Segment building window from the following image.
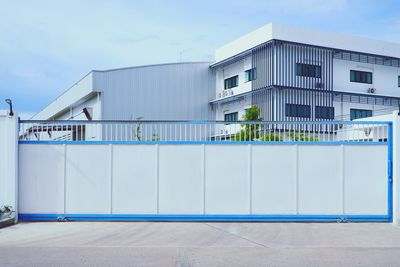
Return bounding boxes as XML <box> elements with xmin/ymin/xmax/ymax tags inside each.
<box><xmin>244</xmin><ymin>68</ymin><xmax>256</xmax><ymax>82</ymax></box>
<box><xmin>315</xmin><ymin>106</ymin><xmax>334</xmax><ymax>119</ymax></box>
<box><xmin>296</xmin><ymin>63</ymin><xmax>321</xmax><ymax>78</ymax></box>
<box><xmin>285</xmin><ymin>104</ymin><xmax>311</xmax><ymax>118</ymax></box>
<box><xmin>350</xmin><ymin>70</ymin><xmax>372</xmax><ymax>84</ymax></box>
<box><xmin>350</xmin><ymin>109</ymin><xmax>372</xmax><ymax>120</ymax></box>
<box><xmin>398</xmin><ymin>76</ymin><xmax>400</xmax><ymax>87</ymax></box>
<box><xmin>224</xmin><ymin>75</ymin><xmax>239</xmax><ymax>89</ymax></box>
<box><xmin>224</xmin><ymin>112</ymin><xmax>238</xmax><ymax>121</ymax></box>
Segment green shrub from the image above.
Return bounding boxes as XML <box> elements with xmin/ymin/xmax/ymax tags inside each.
<box><xmin>287</xmin><ymin>131</ymin><xmax>318</xmax><ymax>142</ymax></box>
<box><xmin>233</xmin><ymin>129</ymin><xmax>260</xmax><ymax>141</ymax></box>
<box><xmin>259</xmin><ymin>133</ymin><xmax>283</xmax><ymax>142</ymax></box>
<box><xmin>233</xmin><ymin>106</ymin><xmax>262</xmax><ymax>141</ymax></box>
<box><xmin>134</xmin><ymin>116</ymin><xmax>144</xmax><ymax>141</ymax></box>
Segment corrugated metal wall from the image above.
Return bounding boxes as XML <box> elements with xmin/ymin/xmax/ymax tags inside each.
<box><xmin>251</xmin><ymin>41</ymin><xmax>334</xmax><ymax>121</ymax></box>
<box><xmin>93</xmin><ymin>62</ymin><xmax>215</xmax><ymax>120</ymax></box>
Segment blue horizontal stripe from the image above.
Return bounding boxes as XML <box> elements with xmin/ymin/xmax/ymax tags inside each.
<box><xmin>18</xmin><ymin>213</ymin><xmax>390</xmax><ymax>222</ymax></box>
<box><xmin>19</xmin><ymin>141</ymin><xmax>387</xmax><ymax>145</ymax></box>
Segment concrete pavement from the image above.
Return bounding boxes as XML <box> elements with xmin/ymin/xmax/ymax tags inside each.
<box><xmin>1</xmin><ymin>222</ymin><xmax>400</xmax><ymax>266</ymax></box>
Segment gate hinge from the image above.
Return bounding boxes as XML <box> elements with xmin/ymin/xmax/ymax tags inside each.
<box><xmin>56</xmin><ymin>216</ymin><xmax>70</xmax><ymax>222</ymax></box>
<box><xmin>336</xmin><ymin>217</ymin><xmax>349</xmax><ymax>223</ymax></box>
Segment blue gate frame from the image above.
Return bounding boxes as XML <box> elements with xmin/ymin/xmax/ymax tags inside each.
<box><xmin>18</xmin><ymin>120</ymin><xmax>393</xmax><ymax>222</ymax></box>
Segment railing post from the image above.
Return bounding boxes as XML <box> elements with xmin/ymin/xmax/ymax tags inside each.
<box><xmin>0</xmin><ymin>110</ymin><xmax>18</xmax><ymax>223</ymax></box>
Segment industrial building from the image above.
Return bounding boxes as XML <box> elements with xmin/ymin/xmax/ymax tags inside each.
<box><xmin>32</xmin><ymin>23</ymin><xmax>400</xmax><ymax>125</ymax></box>
<box><xmin>5</xmin><ymin>24</ymin><xmax>400</xmax><ymax>224</ymax></box>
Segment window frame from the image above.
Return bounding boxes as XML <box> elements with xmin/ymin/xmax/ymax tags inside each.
<box><xmin>315</xmin><ymin>106</ymin><xmax>334</xmax><ymax>120</ymax></box>
<box><xmin>244</xmin><ymin>68</ymin><xmax>256</xmax><ymax>82</ymax></box>
<box><xmin>350</xmin><ymin>70</ymin><xmax>373</xmax><ymax>84</ymax></box>
<box><xmin>224</xmin><ymin>75</ymin><xmax>239</xmax><ymax>89</ymax></box>
<box><xmin>285</xmin><ymin>104</ymin><xmax>311</xmax><ymax>118</ymax></box>
<box><xmin>296</xmin><ymin>63</ymin><xmax>322</xmax><ymax>78</ymax></box>
<box><xmin>224</xmin><ymin>112</ymin><xmax>239</xmax><ymax>122</ymax></box>
<box><xmin>350</xmin><ymin>108</ymin><xmax>373</xmax><ymax>120</ymax></box>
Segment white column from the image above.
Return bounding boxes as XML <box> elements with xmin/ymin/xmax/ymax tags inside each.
<box><xmin>391</xmin><ymin>111</ymin><xmax>400</xmax><ymax>224</ymax></box>
<box><xmin>0</xmin><ymin>110</ymin><xmax>18</xmax><ymax>222</ymax></box>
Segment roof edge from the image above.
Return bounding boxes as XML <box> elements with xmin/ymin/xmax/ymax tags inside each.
<box><xmin>92</xmin><ymin>61</ymin><xmax>212</xmax><ymax>73</ymax></box>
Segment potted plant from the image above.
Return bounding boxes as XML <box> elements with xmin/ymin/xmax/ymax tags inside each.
<box><xmin>0</xmin><ymin>206</ymin><xmax>14</xmax><ymax>220</ymax></box>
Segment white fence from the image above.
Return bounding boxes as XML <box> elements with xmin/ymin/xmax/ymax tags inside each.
<box><xmin>19</xmin><ymin>120</ymin><xmax>389</xmax><ymax>143</ymax></box>
<box><xmin>19</xmin><ymin>143</ymin><xmax>388</xmax><ymax>221</ymax></box>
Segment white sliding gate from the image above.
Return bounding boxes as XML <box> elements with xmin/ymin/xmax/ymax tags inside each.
<box><xmin>18</xmin><ymin>120</ymin><xmax>392</xmax><ymax>222</ymax></box>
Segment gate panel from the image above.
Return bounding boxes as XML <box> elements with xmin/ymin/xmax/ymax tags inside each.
<box><xmin>344</xmin><ymin>145</ymin><xmax>388</xmax><ymax>214</ymax></box>
<box><xmin>205</xmin><ymin>145</ymin><xmax>249</xmax><ymax>214</ymax></box>
<box><xmin>251</xmin><ymin>145</ymin><xmax>296</xmax><ymax>214</ymax></box>
<box><xmin>18</xmin><ymin>144</ymin><xmax>64</xmax><ymax>214</ymax></box>
<box><xmin>17</xmin><ymin>120</ymin><xmax>392</xmax><ymax>222</ymax></box>
<box><xmin>159</xmin><ymin>145</ymin><xmax>203</xmax><ymax>214</ymax></box>
<box><xmin>298</xmin><ymin>145</ymin><xmax>343</xmax><ymax>214</ymax></box>
<box><xmin>65</xmin><ymin>145</ymin><xmax>110</xmax><ymax>214</ymax></box>
<box><xmin>112</xmin><ymin>145</ymin><xmax>157</xmax><ymax>214</ymax></box>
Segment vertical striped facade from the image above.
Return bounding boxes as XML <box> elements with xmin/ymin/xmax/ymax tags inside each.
<box><xmin>251</xmin><ymin>42</ymin><xmax>274</xmax><ymax>89</ymax></box>
<box><xmin>274</xmin><ymin>41</ymin><xmax>333</xmax><ymax>90</ymax></box>
<box><xmin>251</xmin><ymin>41</ymin><xmax>334</xmax><ymax>121</ymax></box>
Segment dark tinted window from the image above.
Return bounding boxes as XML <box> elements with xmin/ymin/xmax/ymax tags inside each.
<box><xmin>350</xmin><ymin>70</ymin><xmax>372</xmax><ymax>84</ymax></box>
<box><xmin>296</xmin><ymin>63</ymin><xmax>321</xmax><ymax>78</ymax></box>
<box><xmin>224</xmin><ymin>112</ymin><xmax>238</xmax><ymax>121</ymax></box>
<box><xmin>224</xmin><ymin>76</ymin><xmax>238</xmax><ymax>89</ymax></box>
<box><xmin>244</xmin><ymin>68</ymin><xmax>256</xmax><ymax>82</ymax></box>
<box><xmin>285</xmin><ymin>104</ymin><xmax>311</xmax><ymax>118</ymax></box>
<box><xmin>350</xmin><ymin>109</ymin><xmax>372</xmax><ymax>120</ymax></box>
<box><xmin>315</xmin><ymin>106</ymin><xmax>334</xmax><ymax>119</ymax></box>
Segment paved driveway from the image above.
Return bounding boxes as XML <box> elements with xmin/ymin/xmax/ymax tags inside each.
<box><xmin>1</xmin><ymin>222</ymin><xmax>400</xmax><ymax>266</ymax></box>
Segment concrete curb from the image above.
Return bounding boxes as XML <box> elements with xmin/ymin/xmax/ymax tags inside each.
<box><xmin>0</xmin><ymin>217</ymin><xmax>15</xmax><ymax>229</ymax></box>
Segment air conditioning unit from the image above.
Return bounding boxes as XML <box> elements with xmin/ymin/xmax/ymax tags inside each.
<box><xmin>222</xmin><ymin>89</ymin><xmax>234</xmax><ymax>97</ymax></box>
<box><xmin>367</xmin><ymin>88</ymin><xmax>376</xmax><ymax>94</ymax></box>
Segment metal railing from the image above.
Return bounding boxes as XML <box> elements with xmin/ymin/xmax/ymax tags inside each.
<box><xmin>18</xmin><ymin>120</ymin><xmax>390</xmax><ymax>144</ymax></box>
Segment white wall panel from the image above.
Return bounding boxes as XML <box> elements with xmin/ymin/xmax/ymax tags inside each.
<box><xmin>65</xmin><ymin>145</ymin><xmax>110</xmax><ymax>214</ymax></box>
<box><xmin>112</xmin><ymin>145</ymin><xmax>157</xmax><ymax>214</ymax></box>
<box><xmin>158</xmin><ymin>145</ymin><xmax>203</xmax><ymax>214</ymax></box>
<box><xmin>18</xmin><ymin>145</ymin><xmax>65</xmax><ymax>213</ymax></box>
<box><xmin>298</xmin><ymin>145</ymin><xmax>343</xmax><ymax>214</ymax></box>
<box><xmin>344</xmin><ymin>145</ymin><xmax>388</xmax><ymax>214</ymax></box>
<box><xmin>18</xmin><ymin>143</ymin><xmax>389</xmax><ymax>218</ymax></box>
<box><xmin>205</xmin><ymin>145</ymin><xmax>249</xmax><ymax>214</ymax></box>
<box><xmin>251</xmin><ymin>145</ymin><xmax>297</xmax><ymax>214</ymax></box>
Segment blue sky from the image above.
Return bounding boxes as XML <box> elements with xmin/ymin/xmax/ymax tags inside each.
<box><xmin>1</xmin><ymin>0</ymin><xmax>400</xmax><ymax>118</ymax></box>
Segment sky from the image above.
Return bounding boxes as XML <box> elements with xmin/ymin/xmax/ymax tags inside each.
<box><xmin>1</xmin><ymin>0</ymin><xmax>400</xmax><ymax>118</ymax></box>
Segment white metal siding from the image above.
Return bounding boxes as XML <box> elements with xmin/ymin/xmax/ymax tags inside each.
<box><xmin>93</xmin><ymin>62</ymin><xmax>215</xmax><ymax>120</ymax></box>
